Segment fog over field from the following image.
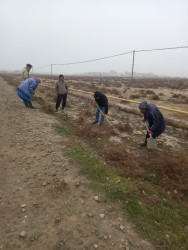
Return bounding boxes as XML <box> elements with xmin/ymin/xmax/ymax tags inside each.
<box><xmin>0</xmin><ymin>0</ymin><xmax>188</xmax><ymax>77</ymax></box>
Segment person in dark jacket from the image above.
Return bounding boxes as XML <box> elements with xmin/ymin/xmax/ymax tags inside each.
<box><xmin>92</xmin><ymin>91</ymin><xmax>108</xmax><ymax>125</ymax></box>
<box><xmin>55</xmin><ymin>74</ymin><xmax>68</xmax><ymax>112</ymax></box>
<box><xmin>139</xmin><ymin>101</ymin><xmax>165</xmax><ymax>146</ymax></box>
<box><xmin>18</xmin><ymin>77</ymin><xmax>41</xmax><ymax>109</ymax></box>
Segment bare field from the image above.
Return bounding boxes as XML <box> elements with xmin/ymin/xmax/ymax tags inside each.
<box><xmin>1</xmin><ymin>73</ymin><xmax>188</xmax><ymax>250</ymax></box>
<box><xmin>39</xmin><ymin>74</ymin><xmax>188</xmax><ymax>120</ymax></box>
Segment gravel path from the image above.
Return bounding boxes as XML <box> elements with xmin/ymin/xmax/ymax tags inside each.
<box><xmin>0</xmin><ymin>78</ymin><xmax>154</xmax><ymax>250</ymax></box>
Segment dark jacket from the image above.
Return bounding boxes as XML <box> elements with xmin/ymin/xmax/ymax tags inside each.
<box><xmin>144</xmin><ymin>104</ymin><xmax>165</xmax><ymax>136</ymax></box>
<box><xmin>94</xmin><ymin>91</ymin><xmax>108</xmax><ymax>114</ymax></box>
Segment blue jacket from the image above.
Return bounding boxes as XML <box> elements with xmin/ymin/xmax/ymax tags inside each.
<box><xmin>18</xmin><ymin>78</ymin><xmax>38</xmax><ymax>98</ymax></box>
<box><xmin>144</xmin><ymin>104</ymin><xmax>165</xmax><ymax>136</ymax></box>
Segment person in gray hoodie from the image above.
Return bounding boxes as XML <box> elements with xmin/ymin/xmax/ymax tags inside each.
<box><xmin>55</xmin><ymin>74</ymin><xmax>68</xmax><ymax>112</ymax></box>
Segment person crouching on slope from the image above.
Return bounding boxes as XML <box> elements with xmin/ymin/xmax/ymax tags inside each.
<box><xmin>92</xmin><ymin>91</ymin><xmax>108</xmax><ymax>125</ymax></box>
<box><xmin>139</xmin><ymin>101</ymin><xmax>165</xmax><ymax>147</ymax></box>
<box><xmin>18</xmin><ymin>77</ymin><xmax>41</xmax><ymax>109</ymax></box>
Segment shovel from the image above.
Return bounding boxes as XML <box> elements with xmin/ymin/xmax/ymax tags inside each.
<box><xmin>145</xmin><ymin>123</ymin><xmax>157</xmax><ymax>150</ymax></box>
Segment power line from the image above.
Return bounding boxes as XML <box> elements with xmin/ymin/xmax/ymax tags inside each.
<box><xmin>136</xmin><ymin>46</ymin><xmax>188</xmax><ymax>53</ymax></box>
<box><xmin>34</xmin><ymin>45</ymin><xmax>188</xmax><ymax>69</ymax></box>
<box><xmin>34</xmin><ymin>64</ymin><xmax>51</xmax><ymax>69</ymax></box>
<box><xmin>53</xmin><ymin>50</ymin><xmax>133</xmax><ymax>66</ymax></box>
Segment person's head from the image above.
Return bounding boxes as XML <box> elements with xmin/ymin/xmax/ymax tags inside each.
<box><xmin>59</xmin><ymin>74</ymin><xmax>64</xmax><ymax>80</ymax></box>
<box><xmin>36</xmin><ymin>77</ymin><xmax>41</xmax><ymax>84</ymax></box>
<box><xmin>94</xmin><ymin>91</ymin><xmax>101</xmax><ymax>100</ymax></box>
<box><xmin>139</xmin><ymin>101</ymin><xmax>148</xmax><ymax>114</ymax></box>
<box><xmin>26</xmin><ymin>64</ymin><xmax>32</xmax><ymax>71</ymax></box>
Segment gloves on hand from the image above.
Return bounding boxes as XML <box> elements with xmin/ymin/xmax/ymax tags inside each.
<box><xmin>149</xmin><ymin>130</ymin><xmax>152</xmax><ymax>135</ymax></box>
<box><xmin>142</xmin><ymin>118</ymin><xmax>146</xmax><ymax>123</ymax></box>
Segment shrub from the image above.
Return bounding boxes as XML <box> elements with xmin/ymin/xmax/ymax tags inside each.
<box><xmin>145</xmin><ymin>90</ymin><xmax>155</xmax><ymax>95</ymax></box>
<box><xmin>129</xmin><ymin>94</ymin><xmax>140</xmax><ymax>99</ymax></box>
<box><xmin>151</xmin><ymin>94</ymin><xmax>160</xmax><ymax>100</ymax></box>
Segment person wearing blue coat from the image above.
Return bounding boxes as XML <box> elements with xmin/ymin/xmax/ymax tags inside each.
<box><xmin>139</xmin><ymin>101</ymin><xmax>165</xmax><ymax>146</ymax></box>
<box><xmin>18</xmin><ymin>77</ymin><xmax>41</xmax><ymax>109</ymax></box>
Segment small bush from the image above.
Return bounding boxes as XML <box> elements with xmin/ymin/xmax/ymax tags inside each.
<box><xmin>84</xmin><ymin>109</ymin><xmax>93</xmax><ymax>116</ymax></box>
<box><xmin>145</xmin><ymin>90</ymin><xmax>155</xmax><ymax>95</ymax></box>
<box><xmin>172</xmin><ymin>94</ymin><xmax>181</xmax><ymax>98</ymax></box>
<box><xmin>129</xmin><ymin>94</ymin><xmax>140</xmax><ymax>99</ymax></box>
<box><xmin>151</xmin><ymin>94</ymin><xmax>160</xmax><ymax>100</ymax></box>
<box><xmin>115</xmin><ymin>119</ymin><xmax>133</xmax><ymax>132</ymax></box>
<box><xmin>46</xmin><ymin>91</ymin><xmax>57</xmax><ymax>101</ymax></box>
<box><xmin>110</xmin><ymin>88</ymin><xmax>119</xmax><ymax>95</ymax></box>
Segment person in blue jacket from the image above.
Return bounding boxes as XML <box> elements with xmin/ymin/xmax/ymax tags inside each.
<box><xmin>18</xmin><ymin>77</ymin><xmax>41</xmax><ymax>109</ymax></box>
<box><xmin>139</xmin><ymin>101</ymin><xmax>165</xmax><ymax>146</ymax></box>
<box><xmin>92</xmin><ymin>91</ymin><xmax>108</xmax><ymax>125</ymax></box>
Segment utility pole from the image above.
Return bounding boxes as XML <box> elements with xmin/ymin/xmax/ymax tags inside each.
<box><xmin>131</xmin><ymin>50</ymin><xmax>135</xmax><ymax>82</ymax></box>
<box><xmin>51</xmin><ymin>64</ymin><xmax>53</xmax><ymax>75</ymax></box>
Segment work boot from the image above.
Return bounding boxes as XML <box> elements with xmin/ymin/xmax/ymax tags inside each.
<box><xmin>29</xmin><ymin>106</ymin><xmax>36</xmax><ymax>109</ymax></box>
<box><xmin>23</xmin><ymin>100</ymin><xmax>29</xmax><ymax>108</ymax></box>
<box><xmin>92</xmin><ymin>121</ymin><xmax>98</xmax><ymax>124</ymax></box>
<box><xmin>28</xmin><ymin>102</ymin><xmax>36</xmax><ymax>109</ymax></box>
<box><xmin>140</xmin><ymin>141</ymin><xmax>147</xmax><ymax>147</ymax></box>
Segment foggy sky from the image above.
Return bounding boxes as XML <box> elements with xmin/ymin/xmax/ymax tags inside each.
<box><xmin>0</xmin><ymin>0</ymin><xmax>188</xmax><ymax>77</ymax></box>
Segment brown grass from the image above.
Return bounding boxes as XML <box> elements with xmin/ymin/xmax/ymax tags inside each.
<box><xmin>151</xmin><ymin>94</ymin><xmax>160</xmax><ymax>100</ymax></box>
<box><xmin>129</xmin><ymin>94</ymin><xmax>140</xmax><ymax>99</ymax></box>
<box><xmin>115</xmin><ymin>119</ymin><xmax>133</xmax><ymax>132</ymax></box>
<box><xmin>145</xmin><ymin>90</ymin><xmax>155</xmax><ymax>95</ymax></box>
<box><xmin>46</xmin><ymin>90</ymin><xmax>57</xmax><ymax>101</ymax></box>
<box><xmin>40</xmin><ymin>104</ymin><xmax>54</xmax><ymax>114</ymax></box>
<box><xmin>84</xmin><ymin>109</ymin><xmax>94</xmax><ymax>116</ymax></box>
<box><xmin>109</xmin><ymin>88</ymin><xmax>120</xmax><ymax>95</ymax></box>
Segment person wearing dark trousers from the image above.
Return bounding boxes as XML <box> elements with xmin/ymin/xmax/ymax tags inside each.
<box><xmin>56</xmin><ymin>93</ymin><xmax>67</xmax><ymax>111</ymax></box>
<box><xmin>139</xmin><ymin>101</ymin><xmax>165</xmax><ymax>146</ymax></box>
<box><xmin>55</xmin><ymin>74</ymin><xmax>68</xmax><ymax>112</ymax></box>
<box><xmin>92</xmin><ymin>91</ymin><xmax>108</xmax><ymax>125</ymax></box>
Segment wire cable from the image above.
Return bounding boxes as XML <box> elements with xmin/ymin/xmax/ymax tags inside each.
<box><xmin>34</xmin><ymin>46</ymin><xmax>188</xmax><ymax>68</ymax></box>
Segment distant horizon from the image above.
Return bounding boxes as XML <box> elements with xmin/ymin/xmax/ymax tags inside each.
<box><xmin>1</xmin><ymin>69</ymin><xmax>187</xmax><ymax>79</ymax></box>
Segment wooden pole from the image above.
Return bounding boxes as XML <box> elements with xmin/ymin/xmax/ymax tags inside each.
<box><xmin>51</xmin><ymin>64</ymin><xmax>53</xmax><ymax>75</ymax></box>
<box><xmin>131</xmin><ymin>50</ymin><xmax>135</xmax><ymax>81</ymax></box>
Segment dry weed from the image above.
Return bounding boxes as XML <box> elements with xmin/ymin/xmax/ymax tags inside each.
<box><xmin>46</xmin><ymin>91</ymin><xmax>57</xmax><ymax>101</ymax></box>
<box><xmin>129</xmin><ymin>94</ymin><xmax>140</xmax><ymax>99</ymax></box>
<box><xmin>151</xmin><ymin>94</ymin><xmax>160</xmax><ymax>100</ymax></box>
<box><xmin>115</xmin><ymin>119</ymin><xmax>133</xmax><ymax>132</ymax></box>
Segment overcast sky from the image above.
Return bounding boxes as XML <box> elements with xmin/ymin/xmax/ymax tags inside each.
<box><xmin>0</xmin><ymin>0</ymin><xmax>188</xmax><ymax>77</ymax></box>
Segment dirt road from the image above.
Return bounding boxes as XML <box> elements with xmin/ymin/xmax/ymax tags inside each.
<box><xmin>0</xmin><ymin>78</ymin><xmax>154</xmax><ymax>250</ymax></box>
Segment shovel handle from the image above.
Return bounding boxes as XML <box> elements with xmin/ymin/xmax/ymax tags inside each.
<box><xmin>145</xmin><ymin>122</ymin><xmax>152</xmax><ymax>137</ymax></box>
<box><xmin>96</xmin><ymin>104</ymin><xmax>113</xmax><ymax>127</ymax></box>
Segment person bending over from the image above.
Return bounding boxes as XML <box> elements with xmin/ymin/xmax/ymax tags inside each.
<box><xmin>92</xmin><ymin>91</ymin><xmax>108</xmax><ymax>125</ymax></box>
<box><xmin>18</xmin><ymin>77</ymin><xmax>41</xmax><ymax>109</ymax></box>
<box><xmin>139</xmin><ymin>101</ymin><xmax>165</xmax><ymax>146</ymax></box>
